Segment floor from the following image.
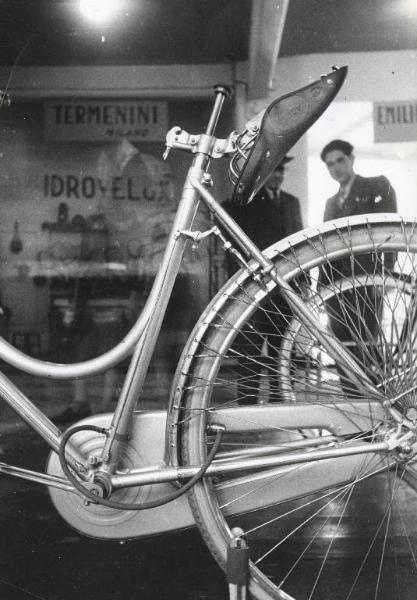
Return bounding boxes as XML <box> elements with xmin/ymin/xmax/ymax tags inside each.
<box><xmin>0</xmin><ymin>462</ymin><xmax>226</xmax><ymax>600</ymax></box>
<box><xmin>0</xmin><ymin>364</ymin><xmax>227</xmax><ymax>600</ymax></box>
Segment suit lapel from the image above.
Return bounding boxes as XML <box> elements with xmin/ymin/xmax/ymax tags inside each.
<box><xmin>343</xmin><ymin>176</ymin><xmax>363</xmax><ymax>211</ymax></box>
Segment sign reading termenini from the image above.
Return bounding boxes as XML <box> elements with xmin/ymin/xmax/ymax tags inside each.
<box><xmin>44</xmin><ymin>100</ymin><xmax>168</xmax><ymax>142</ymax></box>
<box><xmin>374</xmin><ymin>100</ymin><xmax>417</xmax><ymax>143</ymax></box>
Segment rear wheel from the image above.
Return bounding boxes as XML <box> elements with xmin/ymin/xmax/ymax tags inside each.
<box><xmin>176</xmin><ymin>216</ymin><xmax>417</xmax><ymax>600</ymax></box>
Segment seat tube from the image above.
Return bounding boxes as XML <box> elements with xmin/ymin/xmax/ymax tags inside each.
<box><xmin>101</xmin><ymin>161</ymin><xmax>206</xmax><ymax>467</ymax></box>
<box><xmin>100</xmin><ymin>85</ymin><xmax>231</xmax><ymax>470</ymax></box>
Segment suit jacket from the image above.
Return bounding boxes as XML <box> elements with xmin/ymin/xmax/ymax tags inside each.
<box><xmin>225</xmin><ymin>187</ymin><xmax>303</xmax><ymax>251</ymax></box>
<box><xmin>323</xmin><ymin>174</ymin><xmax>397</xmax><ymax>221</ymax></box>
<box><xmin>322</xmin><ymin>174</ymin><xmax>397</xmax><ymax>279</ymax></box>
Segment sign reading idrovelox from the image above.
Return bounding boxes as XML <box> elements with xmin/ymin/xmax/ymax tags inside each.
<box><xmin>373</xmin><ymin>101</ymin><xmax>417</xmax><ymax>143</ymax></box>
<box><xmin>44</xmin><ymin>100</ymin><xmax>168</xmax><ymax>142</ymax></box>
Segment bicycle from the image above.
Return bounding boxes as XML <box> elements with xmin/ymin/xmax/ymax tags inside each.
<box><xmin>1</xmin><ymin>66</ymin><xmax>417</xmax><ymax>600</ymax></box>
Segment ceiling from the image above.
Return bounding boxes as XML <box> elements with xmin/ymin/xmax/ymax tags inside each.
<box><xmin>0</xmin><ymin>0</ymin><xmax>416</xmax><ymax>67</ymax></box>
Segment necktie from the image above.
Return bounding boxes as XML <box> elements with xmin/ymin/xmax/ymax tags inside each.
<box><xmin>338</xmin><ymin>186</ymin><xmax>348</xmax><ymax>206</ymax></box>
<box><xmin>271</xmin><ymin>190</ymin><xmax>281</xmax><ymax>211</ymax></box>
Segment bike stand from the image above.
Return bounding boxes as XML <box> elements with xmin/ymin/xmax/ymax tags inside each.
<box><xmin>226</xmin><ymin>527</ymin><xmax>249</xmax><ymax>600</ymax></box>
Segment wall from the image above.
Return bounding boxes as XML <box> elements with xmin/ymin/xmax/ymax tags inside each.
<box><xmin>0</xmin><ymin>89</ymin><xmax>234</xmax><ymax>352</ymax></box>
<box><xmin>0</xmin><ymin>64</ymin><xmax>234</xmax><ymax>99</ymax></box>
<box><xmin>1</xmin><ymin>49</ymin><xmax>415</xmax><ymax>343</ymax></box>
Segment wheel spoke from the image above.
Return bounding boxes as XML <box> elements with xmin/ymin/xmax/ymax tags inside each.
<box><xmin>177</xmin><ymin>217</ymin><xmax>417</xmax><ymax>599</ymax></box>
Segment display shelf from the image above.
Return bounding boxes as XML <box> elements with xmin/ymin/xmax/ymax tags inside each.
<box><xmin>41</xmin><ymin>222</ymin><xmax>108</xmax><ymax>233</ymax></box>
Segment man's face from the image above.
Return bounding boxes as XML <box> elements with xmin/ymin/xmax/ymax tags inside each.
<box><xmin>266</xmin><ymin>165</ymin><xmax>285</xmax><ymax>191</ymax></box>
<box><xmin>323</xmin><ymin>149</ymin><xmax>354</xmax><ymax>185</ymax></box>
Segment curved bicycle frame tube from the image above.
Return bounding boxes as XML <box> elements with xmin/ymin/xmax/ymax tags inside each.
<box><xmin>0</xmin><ymin>292</ymin><xmax>150</xmax><ymax>380</ymax></box>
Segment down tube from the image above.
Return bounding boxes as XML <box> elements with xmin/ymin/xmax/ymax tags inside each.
<box><xmin>0</xmin><ymin>370</ymin><xmax>86</xmax><ymax>467</ymax></box>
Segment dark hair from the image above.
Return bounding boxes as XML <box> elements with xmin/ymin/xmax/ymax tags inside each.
<box><xmin>320</xmin><ymin>139</ymin><xmax>354</xmax><ymax>162</ymax></box>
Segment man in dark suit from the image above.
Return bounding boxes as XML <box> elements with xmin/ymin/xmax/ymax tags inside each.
<box><xmin>321</xmin><ymin>139</ymin><xmax>396</xmax><ymax>222</ymax></box>
<box><xmin>227</xmin><ymin>156</ymin><xmax>303</xmax><ymax>251</ymax></box>
<box><xmin>320</xmin><ymin>139</ymin><xmax>397</xmax><ymax>395</ymax></box>
<box><xmin>224</xmin><ymin>157</ymin><xmax>304</xmax><ymax>403</ymax></box>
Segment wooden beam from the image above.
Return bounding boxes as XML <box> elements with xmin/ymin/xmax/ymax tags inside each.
<box><xmin>0</xmin><ymin>64</ymin><xmax>233</xmax><ymax>99</ymax></box>
<box><xmin>248</xmin><ymin>0</ymin><xmax>290</xmax><ymax>100</ymax></box>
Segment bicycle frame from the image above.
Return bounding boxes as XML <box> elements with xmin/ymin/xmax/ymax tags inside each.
<box><xmin>0</xmin><ymin>77</ymin><xmax>404</xmax><ymax>524</ymax></box>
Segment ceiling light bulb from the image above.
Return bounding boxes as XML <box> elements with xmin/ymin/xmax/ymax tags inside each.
<box><xmin>79</xmin><ymin>0</ymin><xmax>119</xmax><ymax>24</ymax></box>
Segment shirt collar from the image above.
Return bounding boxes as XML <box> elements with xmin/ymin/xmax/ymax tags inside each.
<box><xmin>339</xmin><ymin>174</ymin><xmax>356</xmax><ymax>200</ymax></box>
<box><xmin>265</xmin><ymin>186</ymin><xmax>280</xmax><ymax>200</ymax></box>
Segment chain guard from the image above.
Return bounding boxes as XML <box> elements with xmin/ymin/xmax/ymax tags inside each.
<box><xmin>47</xmin><ymin>411</ymin><xmax>194</xmax><ymax>540</ymax></box>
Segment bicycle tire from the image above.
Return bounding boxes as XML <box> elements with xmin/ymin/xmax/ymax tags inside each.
<box><xmin>176</xmin><ymin>215</ymin><xmax>417</xmax><ymax>600</ymax></box>
<box><xmin>277</xmin><ymin>274</ymin><xmax>416</xmax><ymax>403</ymax></box>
